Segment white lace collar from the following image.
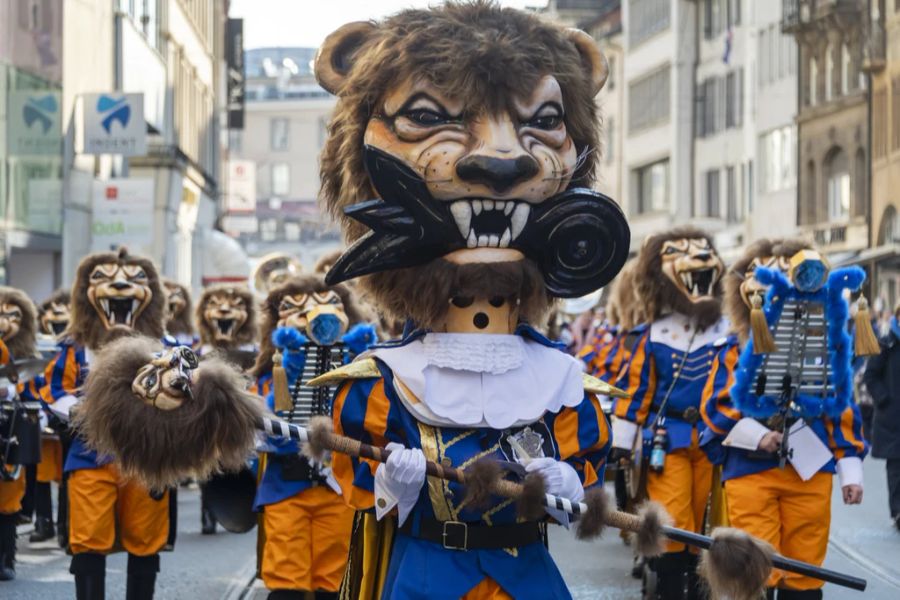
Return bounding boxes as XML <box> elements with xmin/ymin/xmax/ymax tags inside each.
<box><xmin>369</xmin><ymin>332</ymin><xmax>584</xmax><ymax>429</ymax></box>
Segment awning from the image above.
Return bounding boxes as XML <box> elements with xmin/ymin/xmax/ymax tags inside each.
<box><xmin>835</xmin><ymin>243</ymin><xmax>900</xmax><ymax>267</ymax></box>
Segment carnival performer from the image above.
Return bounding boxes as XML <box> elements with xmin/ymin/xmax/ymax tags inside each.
<box><xmin>27</xmin><ymin>288</ymin><xmax>71</xmax><ymax>545</ymax></box>
<box><xmin>162</xmin><ymin>279</ymin><xmax>198</xmax><ymax>348</ymax></box>
<box><xmin>39</xmin><ymin>248</ymin><xmax>170</xmax><ymax>600</ymax></box>
<box><xmin>252</xmin><ymin>274</ymin><xmax>376</xmax><ymax>600</ymax></box>
<box><xmin>611</xmin><ymin>227</ymin><xmax>728</xmax><ymax>599</ymax></box>
<box><xmin>700</xmin><ymin>240</ymin><xmax>869</xmax><ymax>600</ymax></box>
<box><xmin>195</xmin><ymin>283</ymin><xmax>258</xmax><ymax>534</ymax></box>
<box><xmin>310</xmin><ymin>3</ymin><xmax>630</xmax><ymax>597</ymax></box>
<box><xmin>0</xmin><ymin>286</ymin><xmax>43</xmax><ymax>581</ymax></box>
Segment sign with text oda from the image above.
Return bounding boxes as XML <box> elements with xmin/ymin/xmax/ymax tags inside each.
<box><xmin>91</xmin><ymin>179</ymin><xmax>155</xmax><ymax>256</ymax></box>
<box><xmin>79</xmin><ymin>93</ymin><xmax>147</xmax><ymax>156</ymax></box>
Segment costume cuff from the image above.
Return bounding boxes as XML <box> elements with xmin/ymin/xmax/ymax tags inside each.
<box><xmin>723</xmin><ymin>418</ymin><xmax>770</xmax><ymax>451</ymax></box>
<box><xmin>837</xmin><ymin>456</ymin><xmax>864</xmax><ymax>489</ymax></box>
<box><xmin>48</xmin><ymin>394</ymin><xmax>79</xmax><ymax>421</ymax></box>
<box><xmin>558</xmin><ymin>460</ymin><xmax>585</xmax><ymax>503</ymax></box>
<box><xmin>611</xmin><ymin>418</ymin><xmax>637</xmax><ymax>450</ymax></box>
<box><xmin>373</xmin><ymin>464</ymin><xmax>419</xmax><ymax>526</ymax></box>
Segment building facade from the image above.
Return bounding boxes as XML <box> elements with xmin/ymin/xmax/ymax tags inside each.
<box><xmin>783</xmin><ymin>0</ymin><xmax>870</xmax><ymax>260</ymax></box>
<box><xmin>224</xmin><ymin>47</ymin><xmax>340</xmax><ymax>267</ymax></box>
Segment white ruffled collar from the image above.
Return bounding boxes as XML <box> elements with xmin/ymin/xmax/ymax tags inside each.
<box><xmin>369</xmin><ymin>332</ymin><xmax>584</xmax><ymax>429</ymax></box>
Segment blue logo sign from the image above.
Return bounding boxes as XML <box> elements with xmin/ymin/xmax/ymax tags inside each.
<box><xmin>96</xmin><ymin>95</ymin><xmax>131</xmax><ymax>133</ymax></box>
<box><xmin>22</xmin><ymin>95</ymin><xmax>57</xmax><ymax>133</ymax></box>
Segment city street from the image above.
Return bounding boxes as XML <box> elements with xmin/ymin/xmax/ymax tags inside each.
<box><xmin>7</xmin><ymin>460</ymin><xmax>900</xmax><ymax>599</ymax></box>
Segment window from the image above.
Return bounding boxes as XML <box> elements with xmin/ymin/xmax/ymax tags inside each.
<box><xmin>635</xmin><ymin>159</ymin><xmax>669</xmax><ymax>214</ymax></box>
<box><xmin>228</xmin><ymin>130</ymin><xmax>242</xmax><ymax>155</ymax></box>
<box><xmin>758</xmin><ymin>126</ymin><xmax>797</xmax><ymax>193</ymax></box>
<box><xmin>629</xmin><ymin>66</ymin><xmax>670</xmax><ymax>132</ymax></box>
<box><xmin>727</xmin><ymin>0</ymin><xmax>741</xmax><ymax>27</ymax></box>
<box><xmin>704</xmin><ymin>169</ymin><xmax>721</xmax><ymax>217</ymax></box>
<box><xmin>284</xmin><ymin>222</ymin><xmax>301</xmax><ymax>242</ymax></box>
<box><xmin>825</xmin><ymin>43</ymin><xmax>834</xmax><ymax>102</ymax></box>
<box><xmin>725</xmin><ymin>69</ymin><xmax>743</xmax><ymax>128</ymax></box>
<box><xmin>726</xmin><ymin>165</ymin><xmax>739</xmax><ymax>223</ymax></box>
<box><xmin>272</xmin><ymin>163</ymin><xmax>290</xmax><ymax>196</ymax></box>
<box><xmin>270</xmin><ymin>118</ymin><xmax>289</xmax><ymax>151</ymax></box>
<box><xmin>841</xmin><ymin>44</ymin><xmax>851</xmax><ymax>95</ymax></box>
<box><xmin>260</xmin><ymin>218</ymin><xmax>278</xmax><ymax>242</ymax></box>
<box><xmin>696</xmin><ymin>77</ymin><xmax>719</xmax><ymax>138</ymax></box>
<box><xmin>825</xmin><ymin>148</ymin><xmax>850</xmax><ymax>221</ymax></box>
<box><xmin>854</xmin><ymin>149</ymin><xmax>866</xmax><ymax>217</ymax></box>
<box><xmin>629</xmin><ymin>0</ymin><xmax>670</xmax><ymax>47</ymax></box>
<box><xmin>759</xmin><ymin>29</ymin><xmax>768</xmax><ymax>85</ymax></box>
<box><xmin>605</xmin><ymin>117</ymin><xmax>615</xmax><ymax>164</ymax></box>
<box><xmin>808</xmin><ymin>56</ymin><xmax>818</xmax><ymax>106</ymax></box>
<box><xmin>874</xmin><ymin>89</ymin><xmax>888</xmax><ymax>159</ymax></box>
<box><xmin>746</xmin><ymin>160</ymin><xmax>754</xmax><ymax>213</ymax></box>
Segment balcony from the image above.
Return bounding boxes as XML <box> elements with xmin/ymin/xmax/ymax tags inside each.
<box><xmin>783</xmin><ymin>0</ymin><xmax>864</xmax><ymax>33</ymax></box>
<box><xmin>801</xmin><ymin>218</ymin><xmax>869</xmax><ymax>254</ymax></box>
<box><xmin>863</xmin><ymin>17</ymin><xmax>886</xmax><ymax>73</ymax></box>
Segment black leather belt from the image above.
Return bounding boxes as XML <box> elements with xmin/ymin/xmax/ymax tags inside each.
<box><xmin>652</xmin><ymin>405</ymin><xmax>700</xmax><ymax>425</ymax></box>
<box><xmin>398</xmin><ymin>517</ymin><xmax>543</xmax><ymax>551</ymax></box>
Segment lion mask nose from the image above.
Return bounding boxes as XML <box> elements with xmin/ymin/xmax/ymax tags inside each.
<box><xmin>456</xmin><ymin>155</ymin><xmax>539</xmax><ymax>194</ymax></box>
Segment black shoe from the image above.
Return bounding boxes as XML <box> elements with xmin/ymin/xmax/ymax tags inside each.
<box><xmin>15</xmin><ymin>512</ymin><xmax>31</xmax><ymax>526</ymax></box>
<box><xmin>126</xmin><ymin>553</ymin><xmax>159</xmax><ymax>600</ymax></box>
<box><xmin>314</xmin><ymin>592</ymin><xmax>338</xmax><ymax>600</ymax></box>
<box><xmin>267</xmin><ymin>591</ymin><xmax>306</xmax><ymax>600</ymax></box>
<box><xmin>632</xmin><ymin>554</ymin><xmax>645</xmax><ymax>579</ymax></box>
<box><xmin>201</xmin><ymin>508</ymin><xmax>217</xmax><ymax>535</ymax></box>
<box><xmin>71</xmin><ymin>553</ymin><xmax>106</xmax><ymax>600</ymax></box>
<box><xmin>29</xmin><ymin>517</ymin><xmax>56</xmax><ymax>543</ymax></box>
<box><xmin>0</xmin><ymin>514</ymin><xmax>17</xmax><ymax>581</ymax></box>
<box><xmin>652</xmin><ymin>551</ymin><xmax>690</xmax><ymax>600</ymax></box>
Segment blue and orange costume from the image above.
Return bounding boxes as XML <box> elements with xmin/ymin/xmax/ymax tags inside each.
<box><xmin>255</xmin><ymin>324</ymin><xmax>376</xmax><ymax>598</ymax></box>
<box><xmin>700</xmin><ymin>264</ymin><xmax>869</xmax><ymax>595</ymax></box>
<box><xmin>331</xmin><ymin>326</ymin><xmax>612</xmax><ymax>600</ymax></box>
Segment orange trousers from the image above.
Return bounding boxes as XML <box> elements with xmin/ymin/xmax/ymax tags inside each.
<box><xmin>725</xmin><ymin>467</ymin><xmax>832</xmax><ymax>590</ymax></box>
<box><xmin>68</xmin><ymin>463</ymin><xmax>169</xmax><ymax>556</ymax></box>
<box><xmin>646</xmin><ymin>438</ymin><xmax>713</xmax><ymax>553</ymax></box>
<box><xmin>0</xmin><ymin>468</ymin><xmax>25</xmax><ymax>515</ymax></box>
<box><xmin>36</xmin><ymin>438</ymin><xmax>63</xmax><ymax>483</ymax></box>
<box><xmin>261</xmin><ymin>485</ymin><xmax>355</xmax><ymax>592</ymax></box>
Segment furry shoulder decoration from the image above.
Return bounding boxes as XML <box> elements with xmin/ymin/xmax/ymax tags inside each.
<box><xmin>730</xmin><ymin>265</ymin><xmax>865</xmax><ymax>419</ymax></box>
<box><xmin>68</xmin><ymin>248</ymin><xmax>165</xmax><ymax>350</ymax></box>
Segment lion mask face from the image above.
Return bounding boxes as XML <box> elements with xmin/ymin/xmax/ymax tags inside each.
<box><xmin>164</xmin><ymin>282</ymin><xmax>187</xmax><ymax>321</ymax></box>
<box><xmin>659</xmin><ymin>238</ymin><xmax>724</xmax><ymax>305</ymax></box>
<box><xmin>366</xmin><ymin>75</ymin><xmax>577</xmax><ymax>251</ymax></box>
<box><xmin>202</xmin><ymin>291</ymin><xmax>249</xmax><ymax>343</ymax></box>
<box><xmin>132</xmin><ymin>346</ymin><xmax>198</xmax><ymax>410</ymax></box>
<box><xmin>40</xmin><ymin>301</ymin><xmax>70</xmax><ymax>336</ymax></box>
<box><xmin>0</xmin><ymin>302</ymin><xmax>24</xmax><ymax>342</ymax></box>
<box><xmin>277</xmin><ymin>290</ymin><xmax>349</xmax><ymax>345</ymax></box>
<box><xmin>87</xmin><ymin>263</ymin><xmax>153</xmax><ymax>331</ymax></box>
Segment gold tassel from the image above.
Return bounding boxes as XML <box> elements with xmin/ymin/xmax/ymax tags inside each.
<box><xmin>750</xmin><ymin>294</ymin><xmax>776</xmax><ymax>354</ymax></box>
<box><xmin>853</xmin><ymin>295</ymin><xmax>882</xmax><ymax>357</ymax></box>
<box><xmin>272</xmin><ymin>351</ymin><xmax>292</xmax><ymax>412</ymax></box>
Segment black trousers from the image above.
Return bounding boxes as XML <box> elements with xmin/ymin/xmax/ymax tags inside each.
<box><xmin>887</xmin><ymin>458</ymin><xmax>900</xmax><ymax>519</ymax></box>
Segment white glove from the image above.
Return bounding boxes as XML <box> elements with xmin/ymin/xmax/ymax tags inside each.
<box><xmin>524</xmin><ymin>457</ymin><xmax>584</xmax><ymax>528</ymax></box>
<box><xmin>373</xmin><ymin>442</ymin><xmax>426</xmax><ymax>526</ymax></box>
<box><xmin>524</xmin><ymin>457</ymin><xmax>585</xmax><ymax>503</ymax></box>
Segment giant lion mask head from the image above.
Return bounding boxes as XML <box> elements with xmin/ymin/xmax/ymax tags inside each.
<box><xmin>635</xmin><ymin>227</ymin><xmax>724</xmax><ymax>330</ymax></box>
<box><xmin>69</xmin><ymin>248</ymin><xmax>165</xmax><ymax>350</ymax></box>
<box><xmin>196</xmin><ymin>285</ymin><xmax>256</xmax><ymax>349</ymax></box>
<box><xmin>725</xmin><ymin>238</ymin><xmax>813</xmax><ymax>343</ymax></box>
<box><xmin>316</xmin><ymin>1</ymin><xmax>629</xmax><ymax>331</ymax></box>
<box><xmin>163</xmin><ymin>279</ymin><xmax>195</xmax><ymax>337</ymax></box>
<box><xmin>38</xmin><ymin>289</ymin><xmax>71</xmax><ymax>337</ymax></box>
<box><xmin>0</xmin><ymin>286</ymin><xmax>37</xmax><ymax>359</ymax></box>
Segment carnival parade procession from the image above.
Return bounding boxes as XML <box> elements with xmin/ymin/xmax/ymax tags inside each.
<box><xmin>3</xmin><ymin>1</ymin><xmax>900</xmax><ymax>599</ymax></box>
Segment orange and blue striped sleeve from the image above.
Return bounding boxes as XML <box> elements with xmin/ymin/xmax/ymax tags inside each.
<box><xmin>332</xmin><ymin>375</ymin><xmax>405</xmax><ymax>511</ymax></box>
<box><xmin>613</xmin><ymin>329</ymin><xmax>656</xmax><ymax>425</ymax></box>
<box><xmin>546</xmin><ymin>393</ymin><xmax>612</xmax><ymax>489</ymax></box>
<box><xmin>597</xmin><ymin>335</ymin><xmax>629</xmax><ymax>382</ymax></box>
<box><xmin>250</xmin><ymin>373</ymin><xmax>272</xmax><ymax>397</ymax></box>
<box><xmin>40</xmin><ymin>346</ymin><xmax>80</xmax><ymax>404</ymax></box>
<box><xmin>824</xmin><ymin>402</ymin><xmax>868</xmax><ymax>460</ymax></box>
<box><xmin>700</xmin><ymin>344</ymin><xmax>743</xmax><ymax>436</ymax></box>
<box><xmin>17</xmin><ymin>374</ymin><xmax>45</xmax><ymax>402</ymax></box>
<box><xmin>0</xmin><ymin>339</ymin><xmax>9</xmax><ymax>366</ymax></box>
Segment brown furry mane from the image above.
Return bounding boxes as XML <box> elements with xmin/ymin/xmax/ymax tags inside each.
<box><xmin>66</xmin><ymin>249</ymin><xmax>165</xmax><ymax>350</ymax></box>
<box><xmin>318</xmin><ymin>1</ymin><xmax>600</xmax><ymax>323</ymax></box>
<box><xmin>39</xmin><ymin>288</ymin><xmax>70</xmax><ymax>314</ymax></box>
<box><xmin>163</xmin><ymin>279</ymin><xmax>195</xmax><ymax>337</ymax></box>
<box><xmin>77</xmin><ymin>336</ymin><xmax>263</xmax><ymax>491</ymax></box>
<box><xmin>606</xmin><ymin>261</ymin><xmax>644</xmax><ymax>331</ymax></box>
<box><xmin>726</xmin><ymin>238</ymin><xmax>813</xmax><ymax>343</ymax></box>
<box><xmin>635</xmin><ymin>227</ymin><xmax>722</xmax><ymax>330</ymax></box>
<box><xmin>196</xmin><ymin>284</ymin><xmax>257</xmax><ymax>349</ymax></box>
<box><xmin>0</xmin><ymin>286</ymin><xmax>38</xmax><ymax>359</ymax></box>
<box><xmin>252</xmin><ymin>274</ymin><xmax>366</xmax><ymax>377</ymax></box>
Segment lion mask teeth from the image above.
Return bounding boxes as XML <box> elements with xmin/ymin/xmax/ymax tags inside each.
<box><xmin>450</xmin><ymin>200</ymin><xmax>530</xmax><ymax>249</ymax></box>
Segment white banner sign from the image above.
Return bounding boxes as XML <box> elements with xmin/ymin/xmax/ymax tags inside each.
<box><xmin>226</xmin><ymin>160</ymin><xmax>256</xmax><ymax>212</ymax></box>
<box><xmin>91</xmin><ymin>179</ymin><xmax>155</xmax><ymax>255</ymax></box>
<box><xmin>7</xmin><ymin>91</ymin><xmax>62</xmax><ymax>156</ymax></box>
<box><xmin>79</xmin><ymin>93</ymin><xmax>146</xmax><ymax>156</ymax></box>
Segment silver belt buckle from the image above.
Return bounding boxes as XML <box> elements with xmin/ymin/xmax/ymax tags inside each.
<box><xmin>442</xmin><ymin>520</ymin><xmax>468</xmax><ymax>551</ymax></box>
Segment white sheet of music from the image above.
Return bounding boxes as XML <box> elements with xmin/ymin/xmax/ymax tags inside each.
<box><xmin>787</xmin><ymin>420</ymin><xmax>832</xmax><ymax>481</ymax></box>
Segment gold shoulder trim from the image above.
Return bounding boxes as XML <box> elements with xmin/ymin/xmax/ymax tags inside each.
<box><xmin>583</xmin><ymin>373</ymin><xmax>629</xmax><ymax>399</ymax></box>
<box><xmin>307</xmin><ymin>357</ymin><xmax>381</xmax><ymax>387</ymax></box>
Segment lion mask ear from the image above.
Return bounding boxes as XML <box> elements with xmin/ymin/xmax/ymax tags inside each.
<box><xmin>315</xmin><ymin>21</ymin><xmax>377</xmax><ymax>95</ymax></box>
<box><xmin>566</xmin><ymin>29</ymin><xmax>609</xmax><ymax>96</ymax></box>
